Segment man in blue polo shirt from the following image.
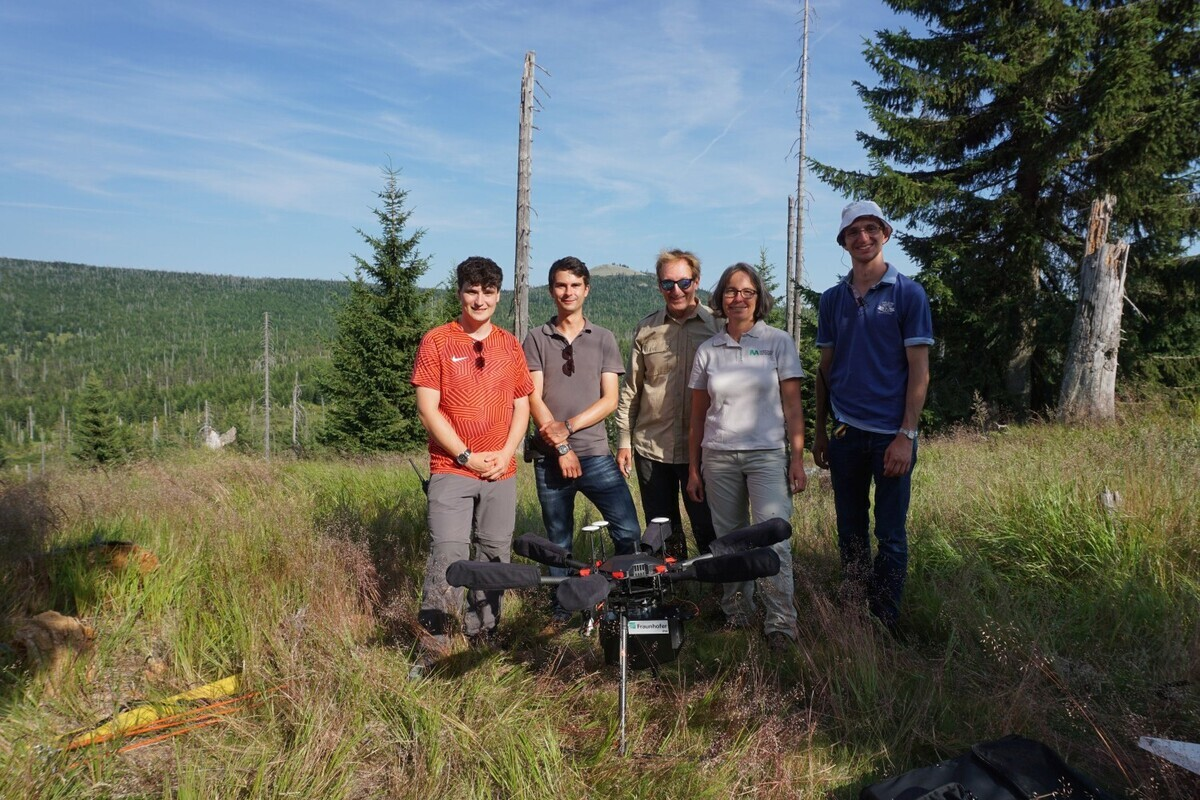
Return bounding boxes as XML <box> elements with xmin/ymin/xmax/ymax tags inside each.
<box><xmin>813</xmin><ymin>200</ymin><xmax>933</xmax><ymax>631</ymax></box>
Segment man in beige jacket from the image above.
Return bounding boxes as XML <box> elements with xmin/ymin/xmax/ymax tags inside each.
<box><xmin>615</xmin><ymin>249</ymin><xmax>720</xmax><ymax>560</ymax></box>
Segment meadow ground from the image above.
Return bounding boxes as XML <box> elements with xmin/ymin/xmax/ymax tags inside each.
<box><xmin>1</xmin><ymin>400</ymin><xmax>1198</xmax><ymax>798</ymax></box>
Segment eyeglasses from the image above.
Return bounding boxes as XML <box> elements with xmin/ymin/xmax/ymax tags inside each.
<box><xmin>722</xmin><ymin>288</ymin><xmax>758</xmax><ymax>300</ymax></box>
<box><xmin>561</xmin><ymin>343</ymin><xmax>575</xmax><ymax>376</ymax></box>
<box><xmin>473</xmin><ymin>340</ymin><xmax>484</xmax><ymax>369</ymax></box>
<box><xmin>659</xmin><ymin>277</ymin><xmax>695</xmax><ymax>292</ymax></box>
<box><xmin>843</xmin><ymin>223</ymin><xmax>884</xmax><ymax>240</ymax></box>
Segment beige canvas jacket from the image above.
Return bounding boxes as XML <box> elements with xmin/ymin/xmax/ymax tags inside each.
<box><xmin>614</xmin><ymin>302</ymin><xmax>721</xmax><ymax>463</ymax></box>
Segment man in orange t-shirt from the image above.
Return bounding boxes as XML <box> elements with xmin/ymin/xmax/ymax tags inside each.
<box><xmin>410</xmin><ymin>257</ymin><xmax>532</xmax><ymax>665</ymax></box>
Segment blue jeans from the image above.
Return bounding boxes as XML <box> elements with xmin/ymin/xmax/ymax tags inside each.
<box><xmin>534</xmin><ymin>454</ymin><xmax>640</xmax><ymax>579</ymax></box>
<box><xmin>827</xmin><ymin>425</ymin><xmax>916</xmax><ymax>627</ymax></box>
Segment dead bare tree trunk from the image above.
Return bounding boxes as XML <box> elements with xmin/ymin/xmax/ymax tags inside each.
<box><xmin>786</xmin><ymin>195</ymin><xmax>796</xmax><ymax>338</ymax></box>
<box><xmin>1059</xmin><ymin>195</ymin><xmax>1130</xmax><ymax>422</ymax></box>
<box><xmin>791</xmin><ymin>0</ymin><xmax>811</xmax><ymax>350</ymax></box>
<box><xmin>291</xmin><ymin>371</ymin><xmax>302</xmax><ymax>449</ymax></box>
<box><xmin>513</xmin><ymin>51</ymin><xmax>535</xmax><ymax>344</ymax></box>
<box><xmin>262</xmin><ymin>312</ymin><xmax>271</xmax><ymax>462</ymax></box>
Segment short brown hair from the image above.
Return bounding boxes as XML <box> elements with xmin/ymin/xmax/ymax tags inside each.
<box><xmin>655</xmin><ymin>249</ymin><xmax>700</xmax><ymax>281</ymax></box>
<box><xmin>710</xmin><ymin>262</ymin><xmax>773</xmax><ymax>322</ymax></box>
<box><xmin>548</xmin><ymin>256</ymin><xmax>589</xmax><ymax>286</ymax></box>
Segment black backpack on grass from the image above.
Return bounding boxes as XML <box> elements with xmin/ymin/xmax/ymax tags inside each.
<box><xmin>860</xmin><ymin>734</ymin><xmax>1117</xmax><ymax>800</ymax></box>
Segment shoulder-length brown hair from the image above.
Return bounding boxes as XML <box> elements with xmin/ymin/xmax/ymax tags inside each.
<box><xmin>709</xmin><ymin>262</ymin><xmax>773</xmax><ymax>322</ymax></box>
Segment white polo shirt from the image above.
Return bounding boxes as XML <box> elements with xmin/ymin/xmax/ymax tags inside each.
<box><xmin>688</xmin><ymin>320</ymin><xmax>804</xmax><ymax>451</ymax></box>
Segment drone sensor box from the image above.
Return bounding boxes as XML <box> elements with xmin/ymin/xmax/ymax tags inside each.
<box><xmin>600</xmin><ymin>608</ymin><xmax>687</xmax><ymax>670</ymax></box>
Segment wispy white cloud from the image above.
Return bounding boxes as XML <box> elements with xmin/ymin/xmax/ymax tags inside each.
<box><xmin>0</xmin><ymin>201</ymin><xmax>134</xmax><ymax>214</ymax></box>
<box><xmin>0</xmin><ymin>0</ymin><xmax>912</xmax><ymax>285</ymax></box>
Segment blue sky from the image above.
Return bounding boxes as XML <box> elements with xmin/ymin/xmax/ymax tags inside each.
<box><xmin>0</xmin><ymin>0</ymin><xmax>917</xmax><ymax>294</ymax></box>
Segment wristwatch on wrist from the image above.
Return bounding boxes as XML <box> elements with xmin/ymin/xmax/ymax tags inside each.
<box><xmin>556</xmin><ymin>442</ymin><xmax>571</xmax><ymax>456</ymax></box>
<box><xmin>898</xmin><ymin>428</ymin><xmax>918</xmax><ymax>441</ymax></box>
<box><xmin>456</xmin><ymin>448</ymin><xmax>472</xmax><ymax>465</ymax></box>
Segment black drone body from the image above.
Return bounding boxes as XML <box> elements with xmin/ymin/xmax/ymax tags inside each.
<box><xmin>590</xmin><ymin>551</ymin><xmax>693</xmax><ymax>671</ymax></box>
<box><xmin>446</xmin><ymin>516</ymin><xmax>793</xmax><ymax>755</ymax></box>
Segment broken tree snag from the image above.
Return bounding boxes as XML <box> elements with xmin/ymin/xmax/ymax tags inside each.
<box><xmin>1059</xmin><ymin>195</ymin><xmax>1130</xmax><ymax>423</ymax></box>
<box><xmin>513</xmin><ymin>50</ymin><xmax>535</xmax><ymax>345</ymax></box>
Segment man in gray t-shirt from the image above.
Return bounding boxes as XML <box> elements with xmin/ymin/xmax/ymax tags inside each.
<box><xmin>523</xmin><ymin>257</ymin><xmax>640</xmax><ymax>618</ymax></box>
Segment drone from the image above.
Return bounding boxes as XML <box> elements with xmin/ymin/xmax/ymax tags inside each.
<box><xmin>446</xmin><ymin>516</ymin><xmax>792</xmax><ymax>755</ymax></box>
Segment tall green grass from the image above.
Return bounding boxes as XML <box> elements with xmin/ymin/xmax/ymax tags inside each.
<box><xmin>1</xmin><ymin>403</ymin><xmax>1197</xmax><ymax>797</ymax></box>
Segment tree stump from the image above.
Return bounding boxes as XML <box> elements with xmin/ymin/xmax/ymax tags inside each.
<box><xmin>1059</xmin><ymin>195</ymin><xmax>1129</xmax><ymax>422</ymax></box>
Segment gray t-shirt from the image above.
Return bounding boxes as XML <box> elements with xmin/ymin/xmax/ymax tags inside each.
<box><xmin>523</xmin><ymin>318</ymin><xmax>625</xmax><ymax>458</ymax></box>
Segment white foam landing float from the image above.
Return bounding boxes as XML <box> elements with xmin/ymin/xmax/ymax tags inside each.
<box><xmin>1138</xmin><ymin>737</ymin><xmax>1200</xmax><ymax>776</ymax></box>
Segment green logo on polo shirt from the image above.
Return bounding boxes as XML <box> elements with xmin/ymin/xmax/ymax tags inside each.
<box><xmin>748</xmin><ymin>349</ymin><xmax>766</xmax><ymax>356</ymax></box>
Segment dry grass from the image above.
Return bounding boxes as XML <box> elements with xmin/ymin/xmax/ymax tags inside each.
<box><xmin>1</xmin><ymin>406</ymin><xmax>1198</xmax><ymax>798</ymax></box>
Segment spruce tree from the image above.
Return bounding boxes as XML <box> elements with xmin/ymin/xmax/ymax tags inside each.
<box><xmin>756</xmin><ymin>247</ymin><xmax>788</xmax><ymax>331</ymax></box>
<box><xmin>811</xmin><ymin>0</ymin><xmax>1200</xmax><ymax>420</ymax></box>
<box><xmin>74</xmin><ymin>373</ymin><xmax>131</xmax><ymax>466</ymax></box>
<box><xmin>757</xmin><ymin>247</ymin><xmax>824</xmax><ymax>434</ymax></box>
<box><xmin>320</xmin><ymin>168</ymin><xmax>431</xmax><ymax>452</ymax></box>
<box><xmin>432</xmin><ymin>278</ymin><xmax>463</xmax><ymax>327</ymax></box>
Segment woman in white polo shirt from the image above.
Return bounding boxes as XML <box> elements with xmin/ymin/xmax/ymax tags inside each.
<box><xmin>686</xmin><ymin>263</ymin><xmax>807</xmax><ymax>650</ymax></box>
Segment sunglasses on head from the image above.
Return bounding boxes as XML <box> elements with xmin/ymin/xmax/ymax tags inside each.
<box><xmin>659</xmin><ymin>278</ymin><xmax>695</xmax><ymax>292</ymax></box>
<box><xmin>561</xmin><ymin>343</ymin><xmax>574</xmax><ymax>376</ymax></box>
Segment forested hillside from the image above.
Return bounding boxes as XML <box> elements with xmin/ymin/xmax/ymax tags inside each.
<box><xmin>0</xmin><ymin>259</ymin><xmax>347</xmax><ymax>454</ymax></box>
<box><xmin>0</xmin><ymin>259</ymin><xmax>679</xmax><ymax>461</ymax></box>
<box><xmin>491</xmin><ymin>271</ymin><xmax>673</xmax><ymax>339</ymax></box>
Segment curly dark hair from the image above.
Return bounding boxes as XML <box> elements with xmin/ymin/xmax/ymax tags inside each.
<box><xmin>456</xmin><ymin>256</ymin><xmax>503</xmax><ymax>291</ymax></box>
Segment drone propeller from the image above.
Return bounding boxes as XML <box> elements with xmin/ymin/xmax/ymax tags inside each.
<box><xmin>445</xmin><ymin>560</ymin><xmax>545</xmax><ymax>591</ymax></box>
<box><xmin>555</xmin><ymin>573</ymin><xmax>613</xmax><ymax>612</ymax></box>
<box><xmin>639</xmin><ymin>517</ymin><xmax>672</xmax><ymax>555</ymax></box>
<box><xmin>678</xmin><ymin>547</ymin><xmax>781</xmax><ymax>583</ymax></box>
<box><xmin>513</xmin><ymin>533</ymin><xmax>589</xmax><ymax>570</ymax></box>
<box><xmin>706</xmin><ymin>518</ymin><xmax>791</xmax><ymax>556</ymax></box>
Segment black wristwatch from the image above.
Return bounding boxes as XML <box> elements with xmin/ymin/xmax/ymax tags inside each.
<box><xmin>556</xmin><ymin>442</ymin><xmax>571</xmax><ymax>456</ymax></box>
<box><xmin>456</xmin><ymin>448</ymin><xmax>472</xmax><ymax>465</ymax></box>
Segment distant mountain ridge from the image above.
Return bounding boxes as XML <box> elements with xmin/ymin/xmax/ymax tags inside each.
<box><xmin>591</xmin><ymin>263</ymin><xmax>651</xmax><ymax>278</ymax></box>
<box><xmin>0</xmin><ymin>258</ymin><xmax>673</xmax><ymax>444</ymax></box>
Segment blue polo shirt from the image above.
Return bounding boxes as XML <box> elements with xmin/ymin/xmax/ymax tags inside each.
<box><xmin>815</xmin><ymin>263</ymin><xmax>933</xmax><ymax>433</ymax></box>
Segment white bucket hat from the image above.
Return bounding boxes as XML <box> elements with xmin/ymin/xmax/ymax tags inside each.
<box><xmin>837</xmin><ymin>200</ymin><xmax>893</xmax><ymax>245</ymax></box>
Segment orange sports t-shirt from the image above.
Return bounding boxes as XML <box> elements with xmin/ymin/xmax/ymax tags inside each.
<box><xmin>411</xmin><ymin>322</ymin><xmax>534</xmax><ymax>479</ymax></box>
